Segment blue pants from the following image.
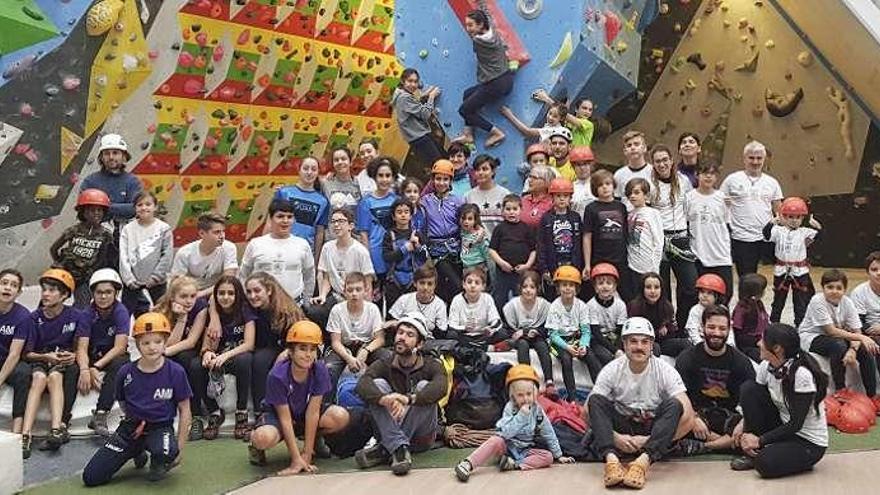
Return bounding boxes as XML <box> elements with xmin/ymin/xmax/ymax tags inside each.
<box><xmin>82</xmin><ymin>420</ymin><xmax>179</xmax><ymax>486</ymax></box>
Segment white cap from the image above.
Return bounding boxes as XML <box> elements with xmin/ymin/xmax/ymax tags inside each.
<box><xmin>398</xmin><ymin>312</ymin><xmax>430</xmax><ymax>339</ymax></box>
<box><xmin>621</xmin><ymin>316</ymin><xmax>655</xmax><ymax>339</ymax></box>
<box><xmin>89</xmin><ymin>268</ymin><xmax>123</xmax><ymax>291</ymax></box>
<box><xmin>97</xmin><ymin>133</ymin><xmax>130</xmax><ymax>159</ymax></box>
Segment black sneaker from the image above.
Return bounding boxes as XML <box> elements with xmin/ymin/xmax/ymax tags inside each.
<box><xmin>314</xmin><ymin>435</ymin><xmax>332</xmax><ymax>459</ymax></box>
<box><xmin>498</xmin><ymin>454</ymin><xmax>517</xmax><ymax>471</ymax></box>
<box><xmin>454</xmin><ymin>459</ymin><xmax>473</xmax><ymax>482</ymax></box>
<box><xmin>730</xmin><ymin>456</ymin><xmax>755</xmax><ymax>471</ymax></box>
<box><xmin>147</xmin><ymin>463</ymin><xmax>169</xmax><ymax>482</ymax></box>
<box><xmin>391</xmin><ymin>445</ymin><xmax>412</xmax><ymax>476</ymax></box>
<box><xmin>60</xmin><ymin>424</ymin><xmax>70</xmax><ymax>444</ymax></box>
<box><xmin>22</xmin><ymin>434</ymin><xmax>32</xmax><ymax>459</ymax></box>
<box><xmin>248</xmin><ymin>445</ymin><xmax>267</xmax><ymax>466</ymax></box>
<box><xmin>354</xmin><ymin>444</ymin><xmax>390</xmax><ymax>469</ymax></box>
<box><xmin>39</xmin><ymin>428</ymin><xmax>64</xmax><ymax>451</ymax></box>
<box><xmin>134</xmin><ymin>451</ymin><xmax>149</xmax><ymax>469</ymax></box>
<box><xmin>189</xmin><ymin>417</ymin><xmax>205</xmax><ymax>441</ymax></box>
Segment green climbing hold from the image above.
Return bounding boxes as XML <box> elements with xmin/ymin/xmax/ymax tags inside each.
<box><xmin>418</xmin><ymin>49</ymin><xmax>428</xmax><ymax>59</ymax></box>
<box><xmin>22</xmin><ymin>6</ymin><xmax>44</xmax><ymax>21</ymax></box>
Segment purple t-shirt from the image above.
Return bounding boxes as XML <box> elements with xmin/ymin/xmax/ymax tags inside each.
<box><xmin>183</xmin><ymin>297</ymin><xmax>209</xmax><ymax>337</ymax></box>
<box><xmin>115</xmin><ymin>359</ymin><xmax>193</xmax><ymax>423</ymax></box>
<box><xmin>0</xmin><ymin>303</ymin><xmax>34</xmax><ymax>362</ymax></box>
<box><xmin>28</xmin><ymin>306</ymin><xmax>84</xmax><ymax>353</ymax></box>
<box><xmin>78</xmin><ymin>301</ymin><xmax>130</xmax><ymax>357</ymax></box>
<box><xmin>217</xmin><ymin>307</ymin><xmax>256</xmax><ymax>349</ymax></box>
<box><xmin>262</xmin><ymin>360</ymin><xmax>331</xmax><ymax>420</ymax></box>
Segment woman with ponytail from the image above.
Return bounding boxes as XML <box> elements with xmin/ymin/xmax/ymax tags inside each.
<box><xmin>731</xmin><ymin>323</ymin><xmax>828</xmax><ymax>478</ymax></box>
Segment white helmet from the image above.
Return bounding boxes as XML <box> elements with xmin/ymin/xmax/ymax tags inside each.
<box><xmin>398</xmin><ymin>312</ymin><xmax>431</xmax><ymax>340</ymax></box>
<box><xmin>548</xmin><ymin>126</ymin><xmax>572</xmax><ymax>143</ymax></box>
<box><xmin>89</xmin><ymin>268</ymin><xmax>123</xmax><ymax>291</ymax></box>
<box><xmin>97</xmin><ymin>133</ymin><xmax>130</xmax><ymax>159</ymax></box>
<box><xmin>621</xmin><ymin>316</ymin><xmax>655</xmax><ymax>339</ymax></box>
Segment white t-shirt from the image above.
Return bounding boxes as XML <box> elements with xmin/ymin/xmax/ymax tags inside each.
<box><xmin>171</xmin><ymin>240</ymin><xmax>240</xmax><ymax>290</ymax></box>
<box><xmin>798</xmin><ymin>294</ymin><xmax>862</xmax><ymax>350</ymax></box>
<box><xmin>768</xmin><ymin>226</ymin><xmax>818</xmax><ymax>277</ymax></box>
<box><xmin>755</xmin><ymin>361</ymin><xmax>828</xmax><ymax>447</ymax></box>
<box><xmin>318</xmin><ymin>239</ymin><xmax>375</xmax><ymax>296</ymax></box>
<box><xmin>686</xmin><ymin>189</ymin><xmax>732</xmax><ymax>267</ymax></box>
<box><xmin>545</xmin><ymin>297</ymin><xmax>590</xmax><ymax>338</ymax></box>
<box><xmin>613</xmin><ymin>164</ymin><xmax>653</xmax><ymax>211</ymax></box>
<box><xmin>720</xmin><ymin>171</ymin><xmax>783</xmax><ymax>242</ymax></box>
<box><xmin>389</xmin><ymin>292</ymin><xmax>448</xmax><ymax>336</ymax></box>
<box><xmin>650</xmin><ymin>173</ymin><xmax>692</xmax><ymax>231</ymax></box>
<box><xmin>503</xmin><ymin>296</ymin><xmax>550</xmax><ymax>331</ymax></box>
<box><xmin>465</xmin><ymin>184</ymin><xmax>511</xmax><ymax>236</ymax></box>
<box><xmin>685</xmin><ymin>304</ymin><xmax>737</xmax><ymax>346</ymax></box>
<box><xmin>448</xmin><ymin>293</ymin><xmax>501</xmax><ymax>337</ymax></box>
<box><xmin>572</xmin><ymin>179</ymin><xmax>596</xmax><ymax>217</ymax></box>
<box><xmin>627</xmin><ymin>206</ymin><xmax>664</xmax><ymax>274</ymax></box>
<box><xmin>239</xmin><ymin>234</ymin><xmax>315</xmax><ymax>300</ymax></box>
<box><xmin>851</xmin><ymin>282</ymin><xmax>880</xmax><ymax>330</ymax></box>
<box><xmin>355</xmin><ymin>169</ymin><xmax>376</xmax><ymax>197</ymax></box>
<box><xmin>591</xmin><ymin>356</ymin><xmax>687</xmax><ymax>417</ymax></box>
<box><xmin>586</xmin><ymin>297</ymin><xmax>627</xmax><ymax>338</ymax></box>
<box><xmin>326</xmin><ymin>301</ymin><xmax>383</xmax><ymax>346</ymax></box>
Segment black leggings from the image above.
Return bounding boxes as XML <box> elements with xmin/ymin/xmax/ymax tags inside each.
<box><xmin>458</xmin><ymin>71</ymin><xmax>514</xmax><ymax>132</ymax></box>
<box><xmin>660</xmin><ymin>257</ymin><xmax>698</xmax><ymax>332</ymax></box>
<box><xmin>731</xmin><ymin>239</ymin><xmax>774</xmax><ymax>278</ymax></box>
<box><xmin>252</xmin><ymin>347</ymin><xmax>281</xmax><ymax>413</ymax></box>
<box><xmin>95</xmin><ymin>355</ymin><xmax>129</xmax><ymax>412</ymax></box>
<box><xmin>433</xmin><ymin>256</ymin><xmax>462</xmax><ymax>305</ymax></box>
<box><xmin>513</xmin><ymin>336</ymin><xmax>553</xmax><ymax>384</ymax></box>
<box><xmin>556</xmin><ymin>345</ymin><xmax>611</xmax><ymax>399</ymax></box>
<box><xmin>770</xmin><ymin>274</ymin><xmax>814</xmax><ymax>327</ymax></box>
<box><xmin>170</xmin><ymin>350</ymin><xmax>200</xmax><ymax>417</ymax></box>
<box><xmin>739</xmin><ymin>380</ymin><xmax>826</xmax><ymax>478</ymax></box>
<box><xmin>809</xmin><ymin>335</ymin><xmax>877</xmax><ymax>395</ymax></box>
<box><xmin>7</xmin><ymin>361</ymin><xmax>32</xmax><ymax>418</ymax></box>
<box><xmin>189</xmin><ymin>352</ymin><xmax>253</xmax><ymax>414</ymax></box>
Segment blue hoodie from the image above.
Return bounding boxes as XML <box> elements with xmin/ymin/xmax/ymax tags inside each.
<box><xmin>81</xmin><ymin>169</ymin><xmax>143</xmax><ymax>222</ymax></box>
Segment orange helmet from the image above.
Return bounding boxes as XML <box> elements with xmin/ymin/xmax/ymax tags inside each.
<box><xmin>553</xmin><ymin>265</ymin><xmax>581</xmax><ymax>285</ymax></box>
<box><xmin>695</xmin><ymin>273</ymin><xmax>727</xmax><ymax>296</ymax></box>
<box><xmin>548</xmin><ymin>178</ymin><xmax>574</xmax><ymax>195</ymax></box>
<box><xmin>526</xmin><ymin>143</ymin><xmax>548</xmax><ymax>159</ymax></box>
<box><xmin>569</xmin><ymin>146</ymin><xmax>595</xmax><ymax>163</ymax></box>
<box><xmin>285</xmin><ymin>320</ymin><xmax>323</xmax><ymax>346</ymax></box>
<box><xmin>431</xmin><ymin>159</ymin><xmax>454</xmax><ymax>177</ymax></box>
<box><xmin>590</xmin><ymin>263</ymin><xmax>619</xmax><ymax>280</ymax></box>
<box><xmin>132</xmin><ymin>312</ymin><xmax>171</xmax><ymax>337</ymax></box>
<box><xmin>780</xmin><ymin>197</ymin><xmax>808</xmax><ymax>216</ymax></box>
<box><xmin>40</xmin><ymin>268</ymin><xmax>75</xmax><ymax>294</ymax></box>
<box><xmin>76</xmin><ymin>189</ymin><xmax>111</xmax><ymax>209</ymax></box>
<box><xmin>505</xmin><ymin>364</ymin><xmax>540</xmax><ymax>387</ymax></box>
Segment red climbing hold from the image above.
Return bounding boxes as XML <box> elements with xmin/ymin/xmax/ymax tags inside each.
<box><xmin>604</xmin><ymin>11</ymin><xmax>621</xmax><ymax>45</ymax></box>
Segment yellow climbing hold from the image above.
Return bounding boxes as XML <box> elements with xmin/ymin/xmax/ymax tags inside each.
<box><xmin>548</xmin><ymin>32</ymin><xmax>573</xmax><ymax>69</ymax></box>
<box><xmin>60</xmin><ymin>127</ymin><xmax>84</xmax><ymax>174</ymax></box>
<box><xmin>86</xmin><ymin>0</ymin><xmax>124</xmax><ymax>36</ymax></box>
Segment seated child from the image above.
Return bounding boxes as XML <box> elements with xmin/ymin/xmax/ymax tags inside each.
<box><xmin>0</xmin><ymin>269</ymin><xmax>35</xmax><ymax>435</ymax></box>
<box><xmin>386</xmin><ymin>265</ymin><xmax>448</xmax><ymax>339</ymax></box>
<box><xmin>325</xmin><ymin>272</ymin><xmax>385</xmax><ymax>388</ymax></box>
<box><xmin>685</xmin><ymin>273</ymin><xmax>734</xmax><ymax>346</ymax></box>
<box><xmin>852</xmin><ymin>251</ymin><xmax>880</xmax><ymax>351</ymax></box>
<box><xmin>627</xmin><ymin>272</ymin><xmax>689</xmax><ymax>358</ymax></box>
<box><xmin>732</xmin><ymin>273</ymin><xmax>769</xmax><ymax>362</ymax></box>
<box><xmin>503</xmin><ymin>271</ymin><xmax>553</xmax><ymax>392</ymax></box>
<box><xmin>248</xmin><ymin>321</ymin><xmax>350</xmax><ymax>474</ymax></box>
<box><xmin>76</xmin><ymin>269</ymin><xmax>131</xmax><ymax>437</ymax></box>
<box><xmin>454</xmin><ymin>364</ymin><xmax>573</xmax><ymax>481</ymax></box>
<box><xmin>448</xmin><ymin>267</ymin><xmax>504</xmax><ymax>349</ymax></box>
<box><xmin>585</xmin><ymin>264</ymin><xmax>627</xmax><ymax>358</ymax></box>
<box><xmin>82</xmin><ymin>313</ymin><xmax>193</xmax><ymax>485</ymax></box>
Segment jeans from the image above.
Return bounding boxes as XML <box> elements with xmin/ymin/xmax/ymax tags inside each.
<box><xmin>588</xmin><ymin>394</ymin><xmax>683</xmax><ymax>462</ymax></box>
<box><xmin>324</xmin><ymin>345</ymin><xmax>390</xmax><ymax>402</ymax></box>
<box><xmin>459</xmin><ymin>71</ymin><xmax>515</xmax><ymax>132</ymax></box>
<box><xmin>369</xmin><ymin>379</ymin><xmax>438</xmax><ymax>454</ymax></box>
<box><xmin>82</xmin><ymin>420</ymin><xmax>178</xmax><ymax>486</ymax></box>
<box><xmin>122</xmin><ymin>285</ymin><xmax>167</xmax><ymax>318</ymax></box>
<box><xmin>492</xmin><ymin>271</ymin><xmax>520</xmax><ymax>314</ymax></box>
<box><xmin>739</xmin><ymin>380</ymin><xmax>826</xmax><ymax>478</ymax></box>
<box><xmin>731</xmin><ymin>239</ymin><xmax>774</xmax><ymax>278</ymax></box>
<box><xmin>810</xmin><ymin>335</ymin><xmax>877</xmax><ymax>395</ymax></box>
<box><xmin>190</xmin><ymin>352</ymin><xmax>253</xmax><ymax>414</ymax></box>
<box><xmin>770</xmin><ymin>274</ymin><xmax>814</xmax><ymax>326</ymax></box>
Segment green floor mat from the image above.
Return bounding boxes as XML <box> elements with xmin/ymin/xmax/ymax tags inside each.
<box><xmin>24</xmin><ymin>426</ymin><xmax>880</xmax><ymax>494</ymax></box>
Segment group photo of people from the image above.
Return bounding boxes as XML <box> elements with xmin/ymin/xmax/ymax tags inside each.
<box><xmin>1</xmin><ymin>7</ymin><xmax>880</xmax><ymax>493</ymax></box>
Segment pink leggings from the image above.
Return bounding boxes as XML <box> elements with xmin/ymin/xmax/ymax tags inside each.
<box><xmin>467</xmin><ymin>436</ymin><xmax>554</xmax><ymax>470</ymax></box>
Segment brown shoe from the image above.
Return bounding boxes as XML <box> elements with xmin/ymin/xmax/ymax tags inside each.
<box><xmin>234</xmin><ymin>411</ymin><xmax>250</xmax><ymax>440</ymax></box>
<box><xmin>203</xmin><ymin>411</ymin><xmax>224</xmax><ymax>440</ymax></box>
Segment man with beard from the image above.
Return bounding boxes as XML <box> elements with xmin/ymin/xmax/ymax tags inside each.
<box><xmin>354</xmin><ymin>313</ymin><xmax>447</xmax><ymax>476</ymax></box>
<box><xmin>587</xmin><ymin>316</ymin><xmax>695</xmax><ymax>489</ymax></box>
<box><xmin>675</xmin><ymin>304</ymin><xmax>755</xmax><ymax>454</ymax></box>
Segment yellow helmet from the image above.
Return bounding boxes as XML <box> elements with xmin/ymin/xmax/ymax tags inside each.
<box><xmin>553</xmin><ymin>265</ymin><xmax>581</xmax><ymax>285</ymax></box>
<box><xmin>40</xmin><ymin>268</ymin><xmax>76</xmax><ymax>294</ymax></box>
<box><xmin>132</xmin><ymin>312</ymin><xmax>171</xmax><ymax>337</ymax></box>
<box><xmin>285</xmin><ymin>320</ymin><xmax>323</xmax><ymax>346</ymax></box>
<box><xmin>506</xmin><ymin>364</ymin><xmax>540</xmax><ymax>387</ymax></box>
<box><xmin>431</xmin><ymin>159</ymin><xmax>455</xmax><ymax>177</ymax></box>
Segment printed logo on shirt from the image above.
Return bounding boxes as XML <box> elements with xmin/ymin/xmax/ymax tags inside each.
<box><xmin>61</xmin><ymin>322</ymin><xmax>76</xmax><ymax>334</ymax></box>
<box><xmin>598</xmin><ymin>211</ymin><xmax>624</xmax><ymax>239</ymax></box>
<box><xmin>700</xmin><ymin>367</ymin><xmax>733</xmax><ymax>399</ymax></box>
<box><xmin>70</xmin><ymin>236</ymin><xmax>104</xmax><ymax>259</ymax></box>
<box><xmin>106</xmin><ymin>325</ymin><xmax>116</xmax><ymax>337</ymax></box>
<box><xmin>0</xmin><ymin>325</ymin><xmax>14</xmax><ymax>335</ymax></box>
<box><xmin>153</xmin><ymin>388</ymin><xmax>174</xmax><ymax>400</ymax></box>
<box><xmin>552</xmin><ymin>218</ymin><xmax>575</xmax><ymax>255</ymax></box>
<box><xmin>123</xmin><ymin>373</ymin><xmax>133</xmax><ymax>387</ymax></box>
<box><xmin>293</xmin><ymin>200</ymin><xmax>320</xmax><ymax>226</ymax></box>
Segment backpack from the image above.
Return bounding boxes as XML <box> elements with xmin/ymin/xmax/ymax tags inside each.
<box><xmin>444</xmin><ymin>347</ymin><xmax>511</xmax><ymax>429</ymax></box>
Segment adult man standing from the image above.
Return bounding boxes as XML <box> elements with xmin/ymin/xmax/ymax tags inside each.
<box><xmin>547</xmin><ymin>128</ymin><xmax>575</xmax><ymax>182</ymax></box>
<box><xmin>354</xmin><ymin>313</ymin><xmax>447</xmax><ymax>476</ymax></box>
<box><xmin>588</xmin><ymin>316</ymin><xmax>695</xmax><ymax>489</ymax></box>
<box><xmin>720</xmin><ymin>141</ymin><xmax>783</xmax><ymax>277</ymax></box>
<box><xmin>675</xmin><ymin>305</ymin><xmax>755</xmax><ymax>453</ymax></box>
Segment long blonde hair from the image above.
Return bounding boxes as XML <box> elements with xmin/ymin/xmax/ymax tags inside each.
<box><xmin>154</xmin><ymin>276</ymin><xmax>200</xmax><ymax>321</ymax></box>
<box><xmin>246</xmin><ymin>272</ymin><xmax>305</xmax><ymax>335</ymax></box>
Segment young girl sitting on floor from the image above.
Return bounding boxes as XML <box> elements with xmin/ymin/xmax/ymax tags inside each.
<box><xmin>503</xmin><ymin>271</ymin><xmax>554</xmax><ymax>393</ymax></box>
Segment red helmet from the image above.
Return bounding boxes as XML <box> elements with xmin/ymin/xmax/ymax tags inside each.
<box><xmin>569</xmin><ymin>146</ymin><xmax>595</xmax><ymax>163</ymax></box>
<box><xmin>695</xmin><ymin>273</ymin><xmax>727</xmax><ymax>296</ymax></box>
<box><xmin>76</xmin><ymin>189</ymin><xmax>111</xmax><ymax>209</ymax></box>
<box><xmin>590</xmin><ymin>263</ymin><xmax>619</xmax><ymax>280</ymax></box>
<box><xmin>548</xmin><ymin>178</ymin><xmax>574</xmax><ymax>195</ymax></box>
<box><xmin>780</xmin><ymin>197</ymin><xmax>808</xmax><ymax>216</ymax></box>
<box><xmin>526</xmin><ymin>143</ymin><xmax>548</xmax><ymax>159</ymax></box>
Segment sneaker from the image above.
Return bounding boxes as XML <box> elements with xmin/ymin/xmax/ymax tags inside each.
<box><xmin>454</xmin><ymin>459</ymin><xmax>473</xmax><ymax>482</ymax></box>
<box><xmin>498</xmin><ymin>454</ymin><xmax>517</xmax><ymax>471</ymax></box>
<box><xmin>134</xmin><ymin>451</ymin><xmax>149</xmax><ymax>469</ymax></box>
<box><xmin>730</xmin><ymin>456</ymin><xmax>755</xmax><ymax>471</ymax></box>
<box><xmin>354</xmin><ymin>444</ymin><xmax>390</xmax><ymax>469</ymax></box>
<box><xmin>391</xmin><ymin>445</ymin><xmax>412</xmax><ymax>476</ymax></box>
<box><xmin>60</xmin><ymin>424</ymin><xmax>70</xmax><ymax>444</ymax></box>
<box><xmin>248</xmin><ymin>445</ymin><xmax>267</xmax><ymax>466</ymax></box>
<box><xmin>234</xmin><ymin>411</ymin><xmax>250</xmax><ymax>440</ymax></box>
<box><xmin>669</xmin><ymin>438</ymin><xmax>709</xmax><ymax>457</ymax></box>
<box><xmin>204</xmin><ymin>411</ymin><xmax>224</xmax><ymax>441</ymax></box>
<box><xmin>314</xmin><ymin>435</ymin><xmax>332</xmax><ymax>458</ymax></box>
<box><xmin>39</xmin><ymin>428</ymin><xmax>64</xmax><ymax>451</ymax></box>
<box><xmin>22</xmin><ymin>434</ymin><xmax>32</xmax><ymax>459</ymax></box>
<box><xmin>89</xmin><ymin>410</ymin><xmax>111</xmax><ymax>437</ymax></box>
<box><xmin>147</xmin><ymin>463</ymin><xmax>169</xmax><ymax>482</ymax></box>
<box><xmin>189</xmin><ymin>417</ymin><xmax>205</xmax><ymax>441</ymax></box>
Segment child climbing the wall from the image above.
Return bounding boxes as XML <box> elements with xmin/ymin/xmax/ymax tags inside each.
<box><xmin>454</xmin><ymin>364</ymin><xmax>573</xmax><ymax>482</ymax></box>
<box><xmin>732</xmin><ymin>273</ymin><xmax>769</xmax><ymax>362</ymax></box>
<box><xmin>391</xmin><ymin>68</ymin><xmax>445</xmax><ymax>166</ymax></box>
<box><xmin>357</xmin><ymin>156</ymin><xmax>399</xmax><ymax>302</ymax></box>
<box><xmin>498</xmin><ymin>101</ymin><xmax>567</xmax><ymax>142</ymax></box>
<box><xmin>532</xmin><ymin>90</ymin><xmax>595</xmax><ymax>146</ymax></box>
<box><xmin>459</xmin><ymin>204</ymin><xmax>490</xmax><ymax>273</ymax></box>
<box><xmin>452</xmin><ymin>9</ymin><xmax>513</xmax><ymax>148</ymax></box>
<box><xmin>50</xmin><ymin>189</ymin><xmax>114</xmax><ymax>308</ymax></box>
<box><xmin>119</xmin><ymin>191</ymin><xmax>173</xmax><ymax>317</ymax></box>
<box><xmin>764</xmin><ymin>197</ymin><xmax>822</xmax><ymax>327</ymax></box>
